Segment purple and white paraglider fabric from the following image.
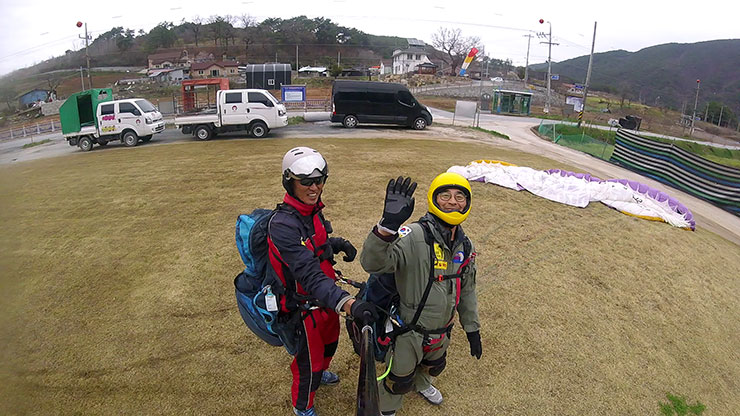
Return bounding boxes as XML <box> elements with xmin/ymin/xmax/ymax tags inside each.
<box><xmin>448</xmin><ymin>160</ymin><xmax>695</xmax><ymax>230</ymax></box>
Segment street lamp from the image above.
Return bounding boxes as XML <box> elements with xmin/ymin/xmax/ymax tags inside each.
<box><xmin>538</xmin><ymin>19</ymin><xmax>556</xmax><ymax>114</ymax></box>
<box><xmin>690</xmin><ymin>79</ymin><xmax>700</xmax><ymax>136</ymax></box>
<box><xmin>77</xmin><ymin>21</ymin><xmax>92</xmax><ymax>89</ymax></box>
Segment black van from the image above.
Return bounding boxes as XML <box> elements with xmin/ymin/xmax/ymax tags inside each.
<box><xmin>330</xmin><ymin>80</ymin><xmax>433</xmax><ymax>130</ymax></box>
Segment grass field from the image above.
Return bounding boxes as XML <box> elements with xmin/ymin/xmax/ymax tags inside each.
<box><xmin>1</xmin><ymin>138</ymin><xmax>738</xmax><ymax>415</ymax></box>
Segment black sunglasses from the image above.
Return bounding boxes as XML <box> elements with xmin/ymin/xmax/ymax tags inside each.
<box><xmin>297</xmin><ymin>176</ymin><xmax>326</xmax><ymax>186</ymax></box>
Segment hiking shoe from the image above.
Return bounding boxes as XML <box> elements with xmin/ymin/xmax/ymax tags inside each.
<box><xmin>293</xmin><ymin>406</ymin><xmax>317</xmax><ymax>416</ymax></box>
<box><xmin>418</xmin><ymin>385</ymin><xmax>443</xmax><ymax>405</ymax></box>
<box><xmin>320</xmin><ymin>370</ymin><xmax>340</xmax><ymax>385</ymax></box>
<box><xmin>381</xmin><ymin>412</ymin><xmax>396</xmax><ymax>416</ymax></box>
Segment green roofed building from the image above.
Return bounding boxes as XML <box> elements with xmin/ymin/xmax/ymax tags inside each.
<box><xmin>492</xmin><ymin>89</ymin><xmax>532</xmax><ymax>115</ymax></box>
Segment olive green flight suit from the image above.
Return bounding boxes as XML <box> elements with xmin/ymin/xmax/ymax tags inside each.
<box><xmin>360</xmin><ymin>214</ymin><xmax>479</xmax><ymax>413</ymax></box>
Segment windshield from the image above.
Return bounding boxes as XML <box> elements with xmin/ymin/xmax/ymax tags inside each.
<box><xmin>135</xmin><ymin>99</ymin><xmax>157</xmax><ymax>113</ymax></box>
<box><xmin>264</xmin><ymin>91</ymin><xmax>280</xmax><ymax>105</ymax></box>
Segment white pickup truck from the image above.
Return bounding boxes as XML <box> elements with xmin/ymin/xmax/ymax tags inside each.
<box><xmin>174</xmin><ymin>89</ymin><xmax>288</xmax><ymax>140</ymax></box>
<box><xmin>60</xmin><ymin>88</ymin><xmax>165</xmax><ymax>151</ymax></box>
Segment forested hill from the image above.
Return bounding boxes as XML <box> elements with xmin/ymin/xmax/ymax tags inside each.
<box><xmin>532</xmin><ymin>39</ymin><xmax>740</xmax><ymax>110</ymax></box>
<box><xmin>10</xmin><ymin>16</ymin><xmax>412</xmax><ymax>77</ymax></box>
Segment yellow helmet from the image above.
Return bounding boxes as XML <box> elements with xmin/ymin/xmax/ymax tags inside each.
<box><xmin>427</xmin><ymin>172</ymin><xmax>472</xmax><ymax>225</ymax></box>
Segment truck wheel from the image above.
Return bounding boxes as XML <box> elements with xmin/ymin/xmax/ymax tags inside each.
<box><xmin>97</xmin><ymin>139</ymin><xmax>108</xmax><ymax>146</ymax></box>
<box><xmin>412</xmin><ymin>117</ymin><xmax>428</xmax><ymax>130</ymax></box>
<box><xmin>194</xmin><ymin>125</ymin><xmax>212</xmax><ymax>141</ymax></box>
<box><xmin>141</xmin><ymin>135</ymin><xmax>153</xmax><ymax>143</ymax></box>
<box><xmin>123</xmin><ymin>131</ymin><xmax>139</xmax><ymax>147</ymax></box>
<box><xmin>78</xmin><ymin>136</ymin><xmax>93</xmax><ymax>152</ymax></box>
<box><xmin>343</xmin><ymin>115</ymin><xmax>358</xmax><ymax>128</ymax></box>
<box><xmin>250</xmin><ymin>121</ymin><xmax>268</xmax><ymax>138</ymax></box>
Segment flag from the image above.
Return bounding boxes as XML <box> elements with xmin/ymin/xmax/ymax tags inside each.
<box><xmin>459</xmin><ymin>47</ymin><xmax>479</xmax><ymax>76</ymax></box>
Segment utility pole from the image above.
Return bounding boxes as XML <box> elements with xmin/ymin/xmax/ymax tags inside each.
<box><xmin>704</xmin><ymin>103</ymin><xmax>709</xmax><ymax>122</ymax></box>
<box><xmin>77</xmin><ymin>21</ymin><xmax>92</xmax><ymax>89</ymax></box>
<box><xmin>718</xmin><ymin>105</ymin><xmax>724</xmax><ymax>127</ymax></box>
<box><xmin>690</xmin><ymin>79</ymin><xmax>700</xmax><ymax>137</ymax></box>
<box><xmin>522</xmin><ymin>34</ymin><xmax>533</xmax><ymax>86</ymax></box>
<box><xmin>538</xmin><ymin>19</ymin><xmax>558</xmax><ymax>114</ymax></box>
<box><xmin>577</xmin><ymin>21</ymin><xmax>597</xmax><ymax>128</ymax></box>
<box><xmin>295</xmin><ymin>44</ymin><xmax>299</xmax><ymax>70</ymax></box>
<box><xmin>79</xmin><ymin>67</ymin><xmax>85</xmax><ymax>92</ymax></box>
<box><xmin>338</xmin><ymin>50</ymin><xmax>341</xmax><ymax>66</ymax></box>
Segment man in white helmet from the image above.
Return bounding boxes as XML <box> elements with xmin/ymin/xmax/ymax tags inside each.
<box><xmin>360</xmin><ymin>173</ymin><xmax>481</xmax><ymax>416</ymax></box>
<box><xmin>267</xmin><ymin>147</ymin><xmax>378</xmax><ymax>416</ymax></box>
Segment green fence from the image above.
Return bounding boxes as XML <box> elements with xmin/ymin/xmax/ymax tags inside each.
<box><xmin>538</xmin><ymin>122</ymin><xmax>614</xmax><ymax>160</ymax></box>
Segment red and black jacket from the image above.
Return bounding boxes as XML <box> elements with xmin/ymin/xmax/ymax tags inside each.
<box><xmin>266</xmin><ymin>193</ymin><xmax>350</xmax><ymax>313</ymax></box>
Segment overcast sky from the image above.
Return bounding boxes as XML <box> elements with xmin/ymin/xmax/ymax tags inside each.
<box><xmin>1</xmin><ymin>0</ymin><xmax>737</xmax><ymax>77</ymax></box>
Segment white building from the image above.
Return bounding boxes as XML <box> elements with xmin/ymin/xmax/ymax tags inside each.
<box><xmin>392</xmin><ymin>38</ymin><xmax>433</xmax><ymax>75</ymax></box>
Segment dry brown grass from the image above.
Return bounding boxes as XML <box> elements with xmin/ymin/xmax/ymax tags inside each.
<box><xmin>1</xmin><ymin>138</ymin><xmax>738</xmax><ymax>415</ymax></box>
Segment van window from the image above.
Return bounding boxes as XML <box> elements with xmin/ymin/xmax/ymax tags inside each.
<box><xmin>336</xmin><ymin>91</ymin><xmax>367</xmax><ymax>101</ymax></box>
<box><xmin>248</xmin><ymin>92</ymin><xmax>274</xmax><ymax>107</ymax></box>
<box><xmin>100</xmin><ymin>104</ymin><xmax>114</xmax><ymax>115</ymax></box>
<box><xmin>119</xmin><ymin>102</ymin><xmax>138</xmax><ymax>114</ymax></box>
<box><xmin>398</xmin><ymin>91</ymin><xmax>416</xmax><ymax>106</ymax></box>
<box><xmin>225</xmin><ymin>92</ymin><xmax>242</xmax><ymax>104</ymax></box>
<box><xmin>367</xmin><ymin>92</ymin><xmax>394</xmax><ymax>104</ymax></box>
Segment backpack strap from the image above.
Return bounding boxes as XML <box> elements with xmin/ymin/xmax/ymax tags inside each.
<box><xmin>399</xmin><ymin>221</ymin><xmax>475</xmax><ymax>337</ymax></box>
<box><xmin>267</xmin><ymin>204</ymin><xmax>325</xmax><ymax>311</ymax></box>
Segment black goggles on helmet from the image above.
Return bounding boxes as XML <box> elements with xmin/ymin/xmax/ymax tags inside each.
<box><xmin>289</xmin><ymin>172</ymin><xmax>327</xmax><ymax>186</ymax></box>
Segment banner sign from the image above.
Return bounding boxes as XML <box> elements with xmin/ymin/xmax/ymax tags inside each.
<box><xmin>281</xmin><ymin>85</ymin><xmax>306</xmax><ymax>102</ymax></box>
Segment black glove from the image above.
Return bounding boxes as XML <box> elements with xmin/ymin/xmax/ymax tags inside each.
<box><xmin>328</xmin><ymin>237</ymin><xmax>357</xmax><ymax>262</ymax></box>
<box><xmin>466</xmin><ymin>331</ymin><xmax>482</xmax><ymax>359</ymax></box>
<box><xmin>379</xmin><ymin>176</ymin><xmax>417</xmax><ymax>232</ymax></box>
<box><xmin>350</xmin><ymin>299</ymin><xmax>379</xmax><ymax>324</ymax></box>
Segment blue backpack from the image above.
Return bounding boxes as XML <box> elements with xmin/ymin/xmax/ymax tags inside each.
<box><xmin>234</xmin><ymin>207</ymin><xmax>302</xmax><ymax>355</ymax></box>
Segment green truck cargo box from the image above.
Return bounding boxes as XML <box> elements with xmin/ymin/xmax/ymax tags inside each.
<box><xmin>59</xmin><ymin>88</ymin><xmax>114</xmax><ymax>135</ymax></box>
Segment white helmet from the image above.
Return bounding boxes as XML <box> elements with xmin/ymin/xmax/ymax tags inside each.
<box><xmin>281</xmin><ymin>147</ymin><xmax>328</xmax><ymax>193</ymax></box>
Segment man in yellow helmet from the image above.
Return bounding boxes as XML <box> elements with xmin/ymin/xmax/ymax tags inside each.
<box><xmin>360</xmin><ymin>173</ymin><xmax>481</xmax><ymax>416</ymax></box>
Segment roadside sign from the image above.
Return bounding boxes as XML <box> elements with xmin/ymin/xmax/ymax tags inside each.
<box><xmin>551</xmin><ymin>74</ymin><xmax>560</xmax><ymax>81</ymax></box>
<box><xmin>281</xmin><ymin>85</ymin><xmax>306</xmax><ymax>102</ymax></box>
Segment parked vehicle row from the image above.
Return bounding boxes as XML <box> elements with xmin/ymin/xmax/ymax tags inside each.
<box><xmin>59</xmin><ymin>81</ymin><xmax>432</xmax><ymax>152</ymax></box>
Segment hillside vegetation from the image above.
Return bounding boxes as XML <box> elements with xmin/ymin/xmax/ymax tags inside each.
<box><xmin>531</xmin><ymin>39</ymin><xmax>740</xmax><ymax>124</ymax></box>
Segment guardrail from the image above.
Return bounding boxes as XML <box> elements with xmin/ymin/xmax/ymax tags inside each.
<box><xmin>283</xmin><ymin>99</ymin><xmax>331</xmax><ymax>111</ymax></box>
<box><xmin>0</xmin><ymin>120</ymin><xmax>60</xmax><ymax>141</ymax></box>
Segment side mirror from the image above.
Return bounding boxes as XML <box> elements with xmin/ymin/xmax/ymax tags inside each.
<box><xmin>133</xmin><ymin>109</ymin><xmax>141</xmax><ymax>116</ymax></box>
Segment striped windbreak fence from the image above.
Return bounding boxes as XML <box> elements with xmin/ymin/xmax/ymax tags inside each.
<box><xmin>610</xmin><ymin>129</ymin><xmax>740</xmax><ymax>216</ymax></box>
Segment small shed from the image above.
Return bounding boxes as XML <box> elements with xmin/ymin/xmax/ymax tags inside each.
<box><xmin>242</xmin><ymin>63</ymin><xmax>291</xmax><ymax>89</ymax></box>
<box><xmin>18</xmin><ymin>89</ymin><xmax>50</xmax><ymax>108</ymax></box>
<box><xmin>492</xmin><ymin>89</ymin><xmax>533</xmax><ymax>115</ymax></box>
<box><xmin>416</xmin><ymin>62</ymin><xmax>438</xmax><ymax>75</ymax></box>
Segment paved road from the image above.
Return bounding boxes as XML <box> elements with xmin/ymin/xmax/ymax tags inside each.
<box><xmin>2</xmin><ymin>109</ymin><xmax>738</xmax><ymax>246</ymax></box>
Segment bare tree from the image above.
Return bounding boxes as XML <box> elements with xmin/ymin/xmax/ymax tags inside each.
<box><xmin>208</xmin><ymin>15</ymin><xmax>227</xmax><ymax>47</ymax></box>
<box><xmin>188</xmin><ymin>16</ymin><xmax>203</xmax><ymax>47</ymax></box>
<box><xmin>431</xmin><ymin>27</ymin><xmax>480</xmax><ymax>76</ymax></box>
<box><xmin>239</xmin><ymin>14</ymin><xmax>257</xmax><ymax>63</ymax></box>
<box><xmin>45</xmin><ymin>74</ymin><xmax>62</xmax><ymax>100</ymax></box>
<box><xmin>223</xmin><ymin>15</ymin><xmax>237</xmax><ymax>48</ymax></box>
